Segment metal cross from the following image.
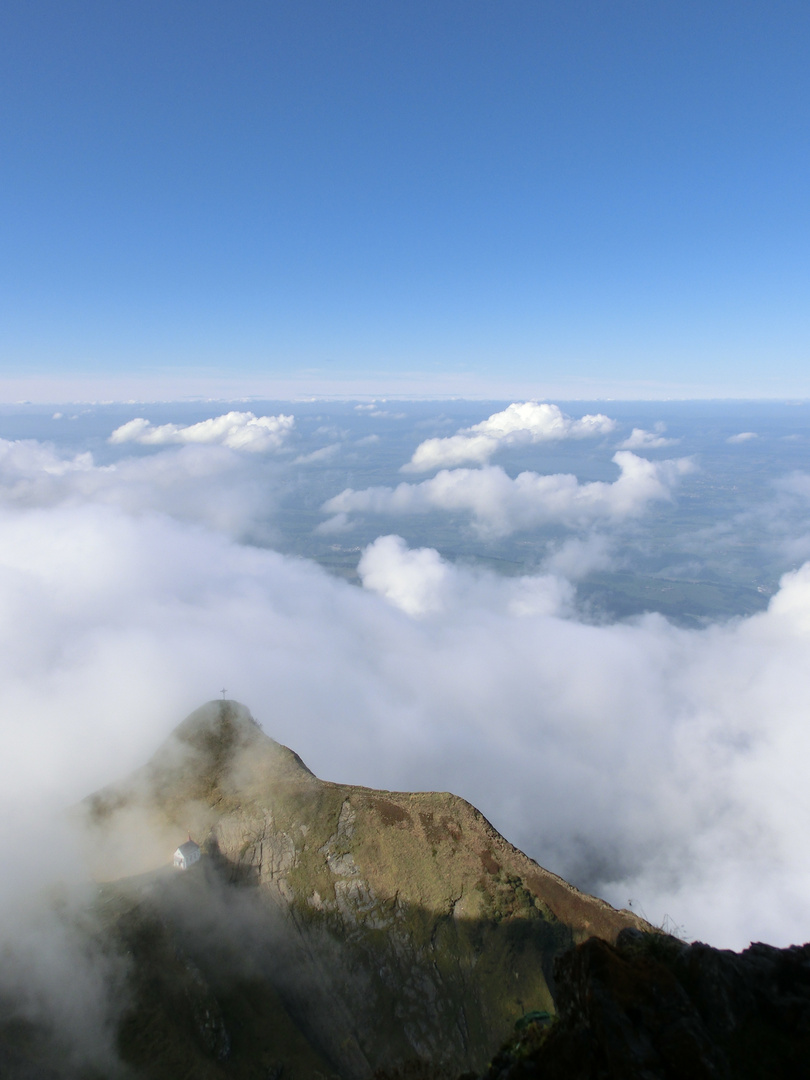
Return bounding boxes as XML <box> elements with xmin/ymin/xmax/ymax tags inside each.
<box><xmin>220</xmin><ymin>687</ymin><xmax>227</xmax><ymax>699</ymax></box>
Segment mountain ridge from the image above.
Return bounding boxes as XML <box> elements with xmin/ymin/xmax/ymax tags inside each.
<box><xmin>72</xmin><ymin>699</ymin><xmax>652</xmax><ymax>1078</ymax></box>
<box><xmin>82</xmin><ymin>699</ymin><xmax>648</xmax><ymax>940</ymax></box>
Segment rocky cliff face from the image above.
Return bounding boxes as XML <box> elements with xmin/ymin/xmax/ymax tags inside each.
<box><xmin>76</xmin><ymin>700</ymin><xmax>650</xmax><ymax>1079</ymax></box>
<box><xmin>481</xmin><ymin>929</ymin><xmax>810</xmax><ymax>1079</ymax></box>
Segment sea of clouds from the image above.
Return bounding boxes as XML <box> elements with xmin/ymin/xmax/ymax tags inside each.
<box><xmin>1</xmin><ymin>398</ymin><xmax>810</xmax><ymax>1044</ymax></box>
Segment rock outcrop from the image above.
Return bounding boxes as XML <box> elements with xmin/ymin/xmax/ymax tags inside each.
<box><xmin>481</xmin><ymin>928</ymin><xmax>810</xmax><ymax>1079</ymax></box>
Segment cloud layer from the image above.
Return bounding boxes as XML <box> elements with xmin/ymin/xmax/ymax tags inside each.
<box><xmin>0</xmin><ymin>497</ymin><xmax>808</xmax><ymax>954</ymax></box>
<box><xmin>323</xmin><ymin>451</ymin><xmax>693</xmax><ymax>537</ymax></box>
<box><xmin>1</xmin><ymin>407</ymin><xmax>809</xmax><ymax>1051</ymax></box>
<box><xmin>0</xmin><ymin>436</ymin><xmax>282</xmax><ymax>541</ymax></box>
<box><xmin>404</xmin><ymin>402</ymin><xmax>615</xmax><ymax>471</ymax></box>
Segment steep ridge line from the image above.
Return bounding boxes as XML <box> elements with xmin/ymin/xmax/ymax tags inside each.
<box><xmin>74</xmin><ymin>699</ymin><xmax>652</xmax><ymax>1079</ymax></box>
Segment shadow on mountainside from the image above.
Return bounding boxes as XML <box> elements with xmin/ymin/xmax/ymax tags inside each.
<box><xmin>109</xmin><ymin>853</ymin><xmax>568</xmax><ymax>1080</ymax></box>
<box><xmin>0</xmin><ymin>854</ymin><xmax>578</xmax><ymax>1080</ymax></box>
<box><xmin>3</xmin><ymin>860</ymin><xmax>810</xmax><ymax>1080</ymax></box>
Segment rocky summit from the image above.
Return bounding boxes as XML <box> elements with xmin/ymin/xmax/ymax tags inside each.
<box><xmin>71</xmin><ymin>699</ymin><xmax>648</xmax><ymax>1079</ymax></box>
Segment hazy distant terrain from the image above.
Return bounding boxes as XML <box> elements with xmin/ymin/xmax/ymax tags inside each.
<box><xmin>4</xmin><ymin>398</ymin><xmax>807</xmax><ymax>623</ymax></box>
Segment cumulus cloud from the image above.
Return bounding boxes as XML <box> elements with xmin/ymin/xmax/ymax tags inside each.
<box><xmin>109</xmin><ymin>410</ymin><xmax>295</xmax><ymax>452</ymax></box>
<box><xmin>358</xmin><ymin>536</ymin><xmax>452</xmax><ymax>616</ymax></box>
<box><xmin>617</xmin><ymin>423</ymin><xmax>679</xmax><ymax>450</ymax></box>
<box><xmin>403</xmin><ymin>402</ymin><xmax>616</xmax><ymax>472</ymax></box>
<box><xmin>357</xmin><ymin>534</ymin><xmax>574</xmax><ymax>618</ymax></box>
<box><xmin>323</xmin><ymin>451</ymin><xmax>694</xmax><ymax>538</ymax></box>
<box><xmin>727</xmin><ymin>431</ymin><xmax>758</xmax><ymax>444</ymax></box>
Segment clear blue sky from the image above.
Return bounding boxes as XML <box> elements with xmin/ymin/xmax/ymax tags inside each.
<box><xmin>1</xmin><ymin>1</ymin><xmax>809</xmax><ymax>399</ymax></box>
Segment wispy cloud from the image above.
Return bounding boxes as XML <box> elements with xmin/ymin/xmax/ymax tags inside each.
<box><xmin>617</xmin><ymin>423</ymin><xmax>679</xmax><ymax>450</ymax></box>
<box><xmin>293</xmin><ymin>443</ymin><xmax>341</xmax><ymax>465</ymax></box>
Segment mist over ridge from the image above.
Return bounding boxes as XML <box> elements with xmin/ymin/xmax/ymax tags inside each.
<box><xmin>0</xmin><ymin>397</ymin><xmax>809</xmax><ymax>967</ymax></box>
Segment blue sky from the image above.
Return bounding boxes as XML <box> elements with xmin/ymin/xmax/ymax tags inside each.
<box><xmin>2</xmin><ymin>1</ymin><xmax>809</xmax><ymax>399</ymax></box>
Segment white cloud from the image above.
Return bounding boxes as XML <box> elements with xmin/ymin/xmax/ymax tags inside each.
<box><xmin>109</xmin><ymin>410</ymin><xmax>295</xmax><ymax>452</ymax></box>
<box><xmin>403</xmin><ymin>402</ymin><xmax>616</xmax><ymax>472</ymax></box>
<box><xmin>323</xmin><ymin>452</ymin><xmax>694</xmax><ymax>538</ymax></box>
<box><xmin>358</xmin><ymin>536</ymin><xmax>452</xmax><ymax>616</ymax></box>
<box><xmin>357</xmin><ymin>534</ymin><xmax>574</xmax><ymax>618</ymax></box>
<box><xmin>471</xmin><ymin>401</ymin><xmax>615</xmax><ymax>440</ymax></box>
<box><xmin>617</xmin><ymin>424</ymin><xmax>679</xmax><ymax>450</ymax></box>
<box><xmin>404</xmin><ymin>432</ymin><xmax>501</xmax><ymax>470</ymax></box>
<box><xmin>727</xmin><ymin>431</ymin><xmax>758</xmax><ymax>444</ymax></box>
